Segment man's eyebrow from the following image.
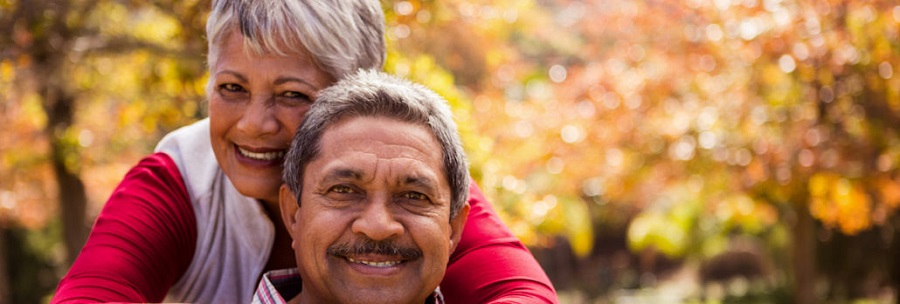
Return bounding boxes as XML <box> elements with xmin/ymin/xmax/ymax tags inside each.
<box><xmin>401</xmin><ymin>175</ymin><xmax>438</xmax><ymax>191</ymax></box>
<box><xmin>323</xmin><ymin>167</ymin><xmax>364</xmax><ymax>182</ymax></box>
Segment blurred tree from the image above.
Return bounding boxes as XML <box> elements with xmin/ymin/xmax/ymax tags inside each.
<box><xmin>1</xmin><ymin>0</ymin><xmax>208</xmax><ymax>299</ymax></box>
<box><xmin>3</xmin><ymin>0</ymin><xmax>899</xmax><ymax>302</ymax></box>
<box><xmin>384</xmin><ymin>0</ymin><xmax>900</xmax><ymax>302</ymax></box>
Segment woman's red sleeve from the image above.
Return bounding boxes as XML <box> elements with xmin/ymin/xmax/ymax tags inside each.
<box><xmin>442</xmin><ymin>182</ymin><xmax>559</xmax><ymax>303</ymax></box>
<box><xmin>51</xmin><ymin>153</ymin><xmax>196</xmax><ymax>303</ymax></box>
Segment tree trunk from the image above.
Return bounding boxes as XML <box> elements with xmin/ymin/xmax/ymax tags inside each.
<box><xmin>0</xmin><ymin>225</ymin><xmax>9</xmax><ymax>304</ymax></box>
<box><xmin>40</xmin><ymin>63</ymin><xmax>89</xmax><ymax>265</ymax></box>
<box><xmin>792</xmin><ymin>204</ymin><xmax>816</xmax><ymax>304</ymax></box>
<box><xmin>51</xmin><ymin>141</ymin><xmax>89</xmax><ymax>265</ymax></box>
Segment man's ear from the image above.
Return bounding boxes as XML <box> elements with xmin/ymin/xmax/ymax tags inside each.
<box><xmin>279</xmin><ymin>184</ymin><xmax>300</xmax><ymax>240</ymax></box>
<box><xmin>448</xmin><ymin>203</ymin><xmax>470</xmax><ymax>254</ymax></box>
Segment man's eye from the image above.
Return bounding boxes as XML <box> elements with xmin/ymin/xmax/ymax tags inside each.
<box><xmin>329</xmin><ymin>185</ymin><xmax>355</xmax><ymax>194</ymax></box>
<box><xmin>403</xmin><ymin>192</ymin><xmax>429</xmax><ymax>201</ymax></box>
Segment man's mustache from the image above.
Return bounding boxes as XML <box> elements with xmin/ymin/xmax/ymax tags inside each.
<box><xmin>327</xmin><ymin>238</ymin><xmax>422</xmax><ymax>259</ymax></box>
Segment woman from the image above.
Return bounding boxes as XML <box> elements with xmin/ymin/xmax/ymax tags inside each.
<box><xmin>52</xmin><ymin>0</ymin><xmax>557</xmax><ymax>303</ymax></box>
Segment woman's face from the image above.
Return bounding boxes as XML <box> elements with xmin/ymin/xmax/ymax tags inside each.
<box><xmin>208</xmin><ymin>30</ymin><xmax>335</xmax><ymax>204</ymax></box>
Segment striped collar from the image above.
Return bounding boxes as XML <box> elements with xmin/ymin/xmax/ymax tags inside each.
<box><xmin>252</xmin><ymin>268</ymin><xmax>445</xmax><ymax>304</ymax></box>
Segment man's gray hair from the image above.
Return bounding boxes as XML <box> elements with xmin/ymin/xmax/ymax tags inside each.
<box><xmin>283</xmin><ymin>70</ymin><xmax>470</xmax><ymax>219</ymax></box>
<box><xmin>206</xmin><ymin>0</ymin><xmax>385</xmax><ymax>80</ymax></box>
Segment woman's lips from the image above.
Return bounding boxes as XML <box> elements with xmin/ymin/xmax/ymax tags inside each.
<box><xmin>233</xmin><ymin>145</ymin><xmax>285</xmax><ymax>166</ymax></box>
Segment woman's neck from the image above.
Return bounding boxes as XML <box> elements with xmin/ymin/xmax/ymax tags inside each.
<box><xmin>259</xmin><ymin>198</ymin><xmax>297</xmax><ymax>271</ymax></box>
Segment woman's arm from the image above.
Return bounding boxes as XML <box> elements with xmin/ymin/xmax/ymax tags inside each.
<box><xmin>52</xmin><ymin>153</ymin><xmax>196</xmax><ymax>303</ymax></box>
<box><xmin>442</xmin><ymin>182</ymin><xmax>558</xmax><ymax>304</ymax></box>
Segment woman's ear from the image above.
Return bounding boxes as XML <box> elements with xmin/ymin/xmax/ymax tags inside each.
<box><xmin>279</xmin><ymin>184</ymin><xmax>300</xmax><ymax>238</ymax></box>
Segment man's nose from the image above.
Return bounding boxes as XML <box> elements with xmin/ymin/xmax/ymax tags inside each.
<box><xmin>351</xmin><ymin>195</ymin><xmax>404</xmax><ymax>241</ymax></box>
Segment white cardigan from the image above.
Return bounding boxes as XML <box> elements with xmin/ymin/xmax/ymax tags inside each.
<box><xmin>155</xmin><ymin>118</ymin><xmax>276</xmax><ymax>303</ymax></box>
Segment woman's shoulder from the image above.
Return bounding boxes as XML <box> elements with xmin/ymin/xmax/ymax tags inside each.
<box><xmin>152</xmin><ymin>118</ymin><xmax>221</xmax><ymax>200</ymax></box>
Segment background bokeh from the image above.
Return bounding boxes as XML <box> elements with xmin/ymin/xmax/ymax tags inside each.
<box><xmin>2</xmin><ymin>0</ymin><xmax>900</xmax><ymax>303</ymax></box>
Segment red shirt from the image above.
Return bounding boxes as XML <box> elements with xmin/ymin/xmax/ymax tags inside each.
<box><xmin>53</xmin><ymin>153</ymin><xmax>558</xmax><ymax>303</ymax></box>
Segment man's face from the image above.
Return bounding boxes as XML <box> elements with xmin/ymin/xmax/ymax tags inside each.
<box><xmin>280</xmin><ymin>116</ymin><xmax>468</xmax><ymax>304</ymax></box>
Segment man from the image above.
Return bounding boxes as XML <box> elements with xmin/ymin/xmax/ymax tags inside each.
<box><xmin>254</xmin><ymin>69</ymin><xmax>471</xmax><ymax>304</ymax></box>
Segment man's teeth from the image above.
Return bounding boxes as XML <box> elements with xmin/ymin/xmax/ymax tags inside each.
<box><xmin>346</xmin><ymin>257</ymin><xmax>402</xmax><ymax>267</ymax></box>
<box><xmin>238</xmin><ymin>147</ymin><xmax>284</xmax><ymax>160</ymax></box>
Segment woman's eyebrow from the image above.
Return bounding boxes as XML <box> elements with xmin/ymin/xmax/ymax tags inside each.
<box><xmin>215</xmin><ymin>70</ymin><xmax>248</xmax><ymax>82</ymax></box>
<box><xmin>274</xmin><ymin>76</ymin><xmax>318</xmax><ymax>89</ymax></box>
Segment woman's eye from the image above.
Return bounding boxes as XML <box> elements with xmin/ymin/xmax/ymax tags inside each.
<box><xmin>283</xmin><ymin>91</ymin><xmax>308</xmax><ymax>99</ymax></box>
<box><xmin>217</xmin><ymin>83</ymin><xmax>247</xmax><ymax>99</ymax></box>
<box><xmin>279</xmin><ymin>91</ymin><xmax>312</xmax><ymax>106</ymax></box>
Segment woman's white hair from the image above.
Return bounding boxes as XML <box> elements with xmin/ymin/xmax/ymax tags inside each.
<box><xmin>206</xmin><ymin>0</ymin><xmax>385</xmax><ymax>80</ymax></box>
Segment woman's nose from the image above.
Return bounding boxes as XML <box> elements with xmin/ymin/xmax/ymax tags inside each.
<box><xmin>236</xmin><ymin>95</ymin><xmax>279</xmax><ymax>136</ymax></box>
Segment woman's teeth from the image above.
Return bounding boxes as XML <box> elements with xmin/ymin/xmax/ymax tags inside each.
<box><xmin>238</xmin><ymin>147</ymin><xmax>285</xmax><ymax>160</ymax></box>
<box><xmin>346</xmin><ymin>257</ymin><xmax>402</xmax><ymax>267</ymax></box>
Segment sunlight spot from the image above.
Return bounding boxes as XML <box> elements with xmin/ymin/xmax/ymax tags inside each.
<box><xmin>735</xmin><ymin>148</ymin><xmax>752</xmax><ymax>166</ymax></box>
<box><xmin>706</xmin><ymin>24</ymin><xmax>724</xmax><ymax>42</ymax></box>
<box><xmin>699</xmin><ymin>55</ymin><xmax>717</xmax><ymax>72</ymax></box>
<box><xmin>556</xmin><ymin>2</ymin><xmax>585</xmax><ymax>27</ymax></box>
<box><xmin>669</xmin><ymin>136</ymin><xmax>696</xmax><ymax>161</ymax></box>
<box><xmin>394</xmin><ymin>62</ymin><xmax>410</xmax><ymax>77</ymax></box>
<box><xmin>753</xmin><ymin>139</ymin><xmax>769</xmax><ymax>155</ymax></box>
<box><xmin>603</xmin><ymin>92</ymin><xmax>621</xmax><ymax>109</ymax></box>
<box><xmin>689</xmin><ymin>175</ymin><xmax>705</xmax><ymax>193</ymax></box>
<box><xmin>879</xmin><ymin>62</ymin><xmax>893</xmax><ymax>79</ymax></box>
<box><xmin>625</xmin><ymin>95</ymin><xmax>642</xmax><ymax>110</ymax></box>
<box><xmin>878</xmin><ymin>154</ymin><xmax>894</xmax><ymax>172</ymax></box>
<box><xmin>503</xmin><ymin>8</ymin><xmax>519</xmax><ymax>23</ymax></box>
<box><xmin>777</xmin><ymin>165</ymin><xmax>792</xmax><ymax>184</ymax></box>
<box><xmin>739</xmin><ymin>19</ymin><xmax>760</xmax><ymax>40</ymax></box>
<box><xmin>0</xmin><ymin>191</ymin><xmax>14</xmax><ymax>210</ymax></box>
<box><xmin>416</xmin><ymin>10</ymin><xmax>432</xmax><ymax>23</ymax></box>
<box><xmin>525</xmin><ymin>79</ymin><xmax>551</xmax><ymax>100</ymax></box>
<box><xmin>778</xmin><ymin>54</ymin><xmax>796</xmax><ymax>73</ymax></box>
<box><xmin>549</xmin><ymin>64</ymin><xmax>567</xmax><ymax>83</ymax></box>
<box><xmin>793</xmin><ymin>43</ymin><xmax>809</xmax><ymax>61</ymax></box>
<box><xmin>772</xmin><ymin>9</ymin><xmax>791</xmax><ymax>27</ymax></box>
<box><xmin>819</xmin><ymin>86</ymin><xmax>834</xmax><ymax>103</ymax></box>
<box><xmin>804</xmin><ymin>128</ymin><xmax>821</xmax><ymax>146</ymax></box>
<box><xmin>699</xmin><ymin>131</ymin><xmax>718</xmax><ymax>149</ymax></box>
<box><xmin>714</xmin><ymin>0</ymin><xmax>731</xmax><ymax>11</ymax></box>
<box><xmin>502</xmin><ymin>175</ymin><xmax>518</xmax><ymax>191</ymax></box>
<box><xmin>532</xmin><ymin>198</ymin><xmax>552</xmax><ymax>218</ymax></box>
<box><xmin>514</xmin><ymin>120</ymin><xmax>534</xmax><ymax>138</ymax></box>
<box><xmin>394</xmin><ymin>1</ymin><xmax>414</xmax><ymax>16</ymax></box>
<box><xmin>546</xmin><ymin>157</ymin><xmax>565</xmax><ymax>174</ymax></box>
<box><xmin>822</xmin><ymin>149</ymin><xmax>838</xmax><ymax>168</ymax></box>
<box><xmin>576</xmin><ymin>100</ymin><xmax>596</xmax><ymax>118</ymax></box>
<box><xmin>799</xmin><ymin>149</ymin><xmax>815</xmax><ymax>167</ymax></box>
<box><xmin>561</xmin><ymin>124</ymin><xmax>584</xmax><ymax>144</ymax></box>
<box><xmin>606</xmin><ymin>148</ymin><xmax>624</xmax><ymax>168</ymax></box>
<box><xmin>79</xmin><ymin>130</ymin><xmax>94</xmax><ymax>147</ymax></box>
<box><xmin>392</xmin><ymin>24</ymin><xmax>410</xmax><ymax>39</ymax></box>
<box><xmin>697</xmin><ymin>107</ymin><xmax>718</xmax><ymax>130</ymax></box>
<box><xmin>583</xmin><ymin>178</ymin><xmax>604</xmax><ymax>197</ymax></box>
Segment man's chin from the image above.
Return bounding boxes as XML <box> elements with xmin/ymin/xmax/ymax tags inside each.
<box><xmin>333</xmin><ymin>287</ymin><xmax>424</xmax><ymax>304</ymax></box>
